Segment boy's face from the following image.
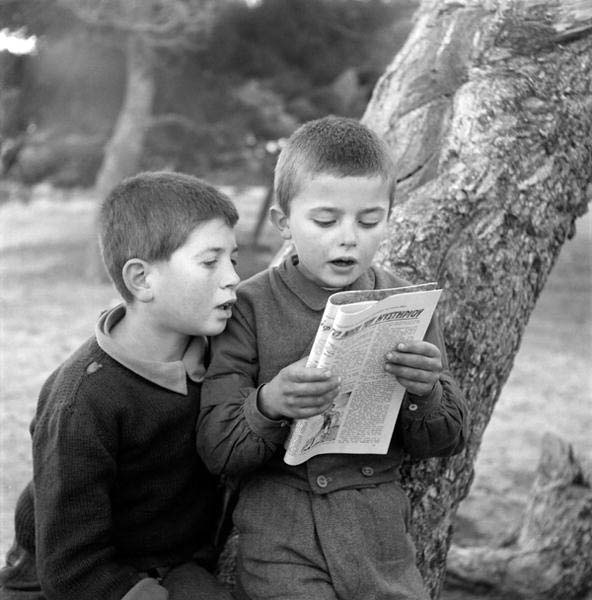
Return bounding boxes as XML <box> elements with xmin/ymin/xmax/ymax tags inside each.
<box><xmin>273</xmin><ymin>174</ymin><xmax>390</xmax><ymax>289</ymax></box>
<box><xmin>149</xmin><ymin>218</ymin><xmax>239</xmax><ymax>337</ymax></box>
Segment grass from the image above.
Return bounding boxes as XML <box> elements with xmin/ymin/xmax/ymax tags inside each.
<box><xmin>1</xmin><ymin>185</ymin><xmax>590</xmax><ymax>596</ymax></box>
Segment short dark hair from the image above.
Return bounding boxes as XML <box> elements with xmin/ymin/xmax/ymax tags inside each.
<box><xmin>99</xmin><ymin>171</ymin><xmax>239</xmax><ymax>302</ymax></box>
<box><xmin>274</xmin><ymin>116</ymin><xmax>396</xmax><ymax>214</ymax></box>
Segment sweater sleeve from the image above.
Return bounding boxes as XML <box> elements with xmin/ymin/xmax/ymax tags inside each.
<box><xmin>32</xmin><ymin>373</ymin><xmax>141</xmax><ymax>600</ymax></box>
<box><xmin>197</xmin><ymin>303</ymin><xmax>290</xmax><ymax>479</ymax></box>
<box><xmin>395</xmin><ymin>311</ymin><xmax>469</xmax><ymax>458</ymax></box>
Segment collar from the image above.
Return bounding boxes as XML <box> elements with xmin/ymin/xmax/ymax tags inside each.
<box><xmin>276</xmin><ymin>253</ymin><xmax>377</xmax><ymax>311</ymax></box>
<box><xmin>95</xmin><ymin>304</ymin><xmax>208</xmax><ymax>395</ymax></box>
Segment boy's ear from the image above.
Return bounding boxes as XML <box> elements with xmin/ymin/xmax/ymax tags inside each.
<box><xmin>121</xmin><ymin>259</ymin><xmax>154</xmax><ymax>302</ymax></box>
<box><xmin>269</xmin><ymin>206</ymin><xmax>291</xmax><ymax>240</ymax></box>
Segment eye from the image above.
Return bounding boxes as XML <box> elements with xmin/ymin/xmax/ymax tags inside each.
<box><xmin>202</xmin><ymin>259</ymin><xmax>218</xmax><ymax>268</ymax></box>
<box><xmin>313</xmin><ymin>219</ymin><xmax>335</xmax><ymax>228</ymax></box>
<box><xmin>359</xmin><ymin>220</ymin><xmax>380</xmax><ymax>228</ymax></box>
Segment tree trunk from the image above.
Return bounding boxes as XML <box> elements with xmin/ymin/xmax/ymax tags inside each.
<box><xmin>93</xmin><ymin>33</ymin><xmax>155</xmax><ymax>200</ymax></box>
<box><xmin>361</xmin><ymin>0</ymin><xmax>592</xmax><ymax>597</ymax></box>
<box><xmin>87</xmin><ymin>32</ymin><xmax>155</xmax><ymax>279</ymax></box>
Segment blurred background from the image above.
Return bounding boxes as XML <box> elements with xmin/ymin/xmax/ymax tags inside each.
<box><xmin>0</xmin><ymin>0</ymin><xmax>416</xmax><ymax>196</ymax></box>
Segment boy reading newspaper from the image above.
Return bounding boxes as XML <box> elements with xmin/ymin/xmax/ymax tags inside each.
<box><xmin>197</xmin><ymin>117</ymin><xmax>468</xmax><ymax>600</ymax></box>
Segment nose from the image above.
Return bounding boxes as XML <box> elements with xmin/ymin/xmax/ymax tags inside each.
<box><xmin>339</xmin><ymin>219</ymin><xmax>358</xmax><ymax>248</ymax></box>
<box><xmin>222</xmin><ymin>259</ymin><xmax>240</xmax><ymax>289</ymax></box>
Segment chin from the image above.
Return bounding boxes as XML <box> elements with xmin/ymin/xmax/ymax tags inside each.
<box><xmin>206</xmin><ymin>320</ymin><xmax>230</xmax><ymax>336</ymax></box>
<box><xmin>324</xmin><ymin>274</ymin><xmax>359</xmax><ymax>289</ymax></box>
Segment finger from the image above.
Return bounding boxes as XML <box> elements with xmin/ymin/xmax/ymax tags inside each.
<box><xmin>396</xmin><ymin>377</ymin><xmax>433</xmax><ymax>396</ymax></box>
<box><xmin>291</xmin><ymin>378</ymin><xmax>341</xmax><ymax>397</ymax></box>
<box><xmin>286</xmin><ymin>366</ymin><xmax>336</xmax><ymax>383</ymax></box>
<box><xmin>386</xmin><ymin>351</ymin><xmax>441</xmax><ymax>371</ymax></box>
<box><xmin>287</xmin><ymin>396</ymin><xmax>335</xmax><ymax>418</ymax></box>
<box><xmin>385</xmin><ymin>364</ymin><xmax>438</xmax><ymax>384</ymax></box>
<box><xmin>280</xmin><ymin>377</ymin><xmax>338</xmax><ymax>399</ymax></box>
<box><xmin>393</xmin><ymin>341</ymin><xmax>440</xmax><ymax>358</ymax></box>
<box><xmin>287</xmin><ymin>388</ymin><xmax>340</xmax><ymax>410</ymax></box>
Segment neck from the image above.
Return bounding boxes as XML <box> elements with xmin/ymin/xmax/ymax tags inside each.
<box><xmin>111</xmin><ymin>305</ymin><xmax>190</xmax><ymax>363</ymax></box>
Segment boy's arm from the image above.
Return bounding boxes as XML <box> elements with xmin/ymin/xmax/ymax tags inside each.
<box><xmin>32</xmin><ymin>379</ymin><xmax>161</xmax><ymax>600</ymax></box>
<box><xmin>197</xmin><ymin>304</ymin><xmax>290</xmax><ymax>478</ymax></box>
<box><xmin>395</xmin><ymin>313</ymin><xmax>469</xmax><ymax>459</ymax></box>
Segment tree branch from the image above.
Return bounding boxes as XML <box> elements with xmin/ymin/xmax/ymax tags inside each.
<box><xmin>55</xmin><ymin>0</ymin><xmax>220</xmax><ymax>40</ymax></box>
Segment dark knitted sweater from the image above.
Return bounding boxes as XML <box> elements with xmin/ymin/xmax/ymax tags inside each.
<box><xmin>19</xmin><ymin>336</ymin><xmax>218</xmax><ymax>600</ymax></box>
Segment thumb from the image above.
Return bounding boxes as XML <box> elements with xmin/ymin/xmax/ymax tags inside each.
<box><xmin>121</xmin><ymin>578</ymin><xmax>169</xmax><ymax>600</ymax></box>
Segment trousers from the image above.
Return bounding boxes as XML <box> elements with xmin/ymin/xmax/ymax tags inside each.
<box><xmin>0</xmin><ymin>540</ymin><xmax>233</xmax><ymax>600</ymax></box>
<box><xmin>233</xmin><ymin>477</ymin><xmax>429</xmax><ymax>600</ymax></box>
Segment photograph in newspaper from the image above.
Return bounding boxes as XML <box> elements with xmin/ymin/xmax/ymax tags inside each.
<box><xmin>284</xmin><ymin>283</ymin><xmax>442</xmax><ymax>466</ymax></box>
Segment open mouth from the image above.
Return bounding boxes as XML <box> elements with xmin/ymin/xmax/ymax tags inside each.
<box><xmin>330</xmin><ymin>258</ymin><xmax>356</xmax><ymax>267</ymax></box>
<box><xmin>217</xmin><ymin>300</ymin><xmax>236</xmax><ymax>311</ymax></box>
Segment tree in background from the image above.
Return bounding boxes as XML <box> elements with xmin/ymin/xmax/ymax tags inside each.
<box><xmin>0</xmin><ymin>0</ymin><xmax>417</xmax><ymax>188</ymax></box>
<box><xmin>23</xmin><ymin>0</ymin><xmax>229</xmax><ymax>277</ymax></box>
<box><xmin>361</xmin><ymin>0</ymin><xmax>592</xmax><ymax>596</ymax></box>
<box><xmin>207</xmin><ymin>0</ymin><xmax>416</xmax><ymax>117</ymax></box>
<box><xmin>48</xmin><ymin>0</ymin><xmax>223</xmax><ymax>201</ymax></box>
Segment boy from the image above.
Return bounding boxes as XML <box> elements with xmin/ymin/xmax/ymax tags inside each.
<box><xmin>0</xmin><ymin>172</ymin><xmax>240</xmax><ymax>600</ymax></box>
<box><xmin>197</xmin><ymin>117</ymin><xmax>468</xmax><ymax>600</ymax></box>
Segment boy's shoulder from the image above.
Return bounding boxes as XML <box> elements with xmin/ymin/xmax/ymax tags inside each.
<box><xmin>36</xmin><ymin>334</ymin><xmax>128</xmax><ymax>420</ymax></box>
<box><xmin>42</xmin><ymin>334</ymin><xmax>103</xmax><ymax>389</ymax></box>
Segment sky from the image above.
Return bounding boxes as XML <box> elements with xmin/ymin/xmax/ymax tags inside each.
<box><xmin>0</xmin><ymin>28</ymin><xmax>37</xmax><ymax>55</ymax></box>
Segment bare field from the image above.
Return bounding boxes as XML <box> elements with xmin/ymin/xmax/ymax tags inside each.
<box><xmin>1</xmin><ymin>186</ymin><xmax>590</xmax><ymax>592</ymax></box>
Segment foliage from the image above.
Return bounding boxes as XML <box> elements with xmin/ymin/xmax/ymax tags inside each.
<box><xmin>206</xmin><ymin>0</ymin><xmax>413</xmax><ymax>90</ymax></box>
<box><xmin>51</xmin><ymin>0</ymin><xmax>223</xmax><ymax>49</ymax></box>
<box><xmin>0</xmin><ymin>0</ymin><xmax>75</xmax><ymax>36</ymax></box>
<box><xmin>1</xmin><ymin>0</ymin><xmax>418</xmax><ymax>187</ymax></box>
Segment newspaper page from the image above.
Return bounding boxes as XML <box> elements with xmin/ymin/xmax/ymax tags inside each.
<box><xmin>284</xmin><ymin>283</ymin><xmax>441</xmax><ymax>466</ymax></box>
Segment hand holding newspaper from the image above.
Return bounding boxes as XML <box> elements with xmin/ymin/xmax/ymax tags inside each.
<box><xmin>283</xmin><ymin>283</ymin><xmax>442</xmax><ymax>465</ymax></box>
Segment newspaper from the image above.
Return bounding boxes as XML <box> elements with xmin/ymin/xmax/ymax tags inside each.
<box><xmin>283</xmin><ymin>283</ymin><xmax>442</xmax><ymax>466</ymax></box>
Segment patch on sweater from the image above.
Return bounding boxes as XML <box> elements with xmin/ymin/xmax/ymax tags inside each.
<box><xmin>86</xmin><ymin>361</ymin><xmax>103</xmax><ymax>374</ymax></box>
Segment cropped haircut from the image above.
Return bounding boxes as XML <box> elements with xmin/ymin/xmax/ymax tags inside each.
<box><xmin>274</xmin><ymin>116</ymin><xmax>396</xmax><ymax>215</ymax></box>
<box><xmin>99</xmin><ymin>171</ymin><xmax>239</xmax><ymax>302</ymax></box>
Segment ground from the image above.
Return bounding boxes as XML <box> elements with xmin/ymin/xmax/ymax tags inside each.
<box><xmin>0</xmin><ymin>183</ymin><xmax>590</xmax><ymax>597</ymax></box>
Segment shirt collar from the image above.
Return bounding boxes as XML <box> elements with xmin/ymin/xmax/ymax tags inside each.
<box><xmin>276</xmin><ymin>253</ymin><xmax>377</xmax><ymax>311</ymax></box>
<box><xmin>95</xmin><ymin>304</ymin><xmax>207</xmax><ymax>395</ymax></box>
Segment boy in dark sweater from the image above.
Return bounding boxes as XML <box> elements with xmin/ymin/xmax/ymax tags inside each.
<box><xmin>197</xmin><ymin>117</ymin><xmax>468</xmax><ymax>600</ymax></box>
<box><xmin>0</xmin><ymin>172</ymin><xmax>240</xmax><ymax>600</ymax></box>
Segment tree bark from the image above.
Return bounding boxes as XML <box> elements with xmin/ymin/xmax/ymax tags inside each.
<box><xmin>361</xmin><ymin>0</ymin><xmax>592</xmax><ymax>597</ymax></box>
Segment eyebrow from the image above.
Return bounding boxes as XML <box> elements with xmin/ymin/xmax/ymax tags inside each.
<box><xmin>309</xmin><ymin>207</ymin><xmax>386</xmax><ymax>215</ymax></box>
<box><xmin>197</xmin><ymin>246</ymin><xmax>239</xmax><ymax>255</ymax></box>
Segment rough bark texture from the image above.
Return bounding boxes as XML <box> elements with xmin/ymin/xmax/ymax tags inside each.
<box><xmin>361</xmin><ymin>0</ymin><xmax>592</xmax><ymax>597</ymax></box>
<box><xmin>446</xmin><ymin>433</ymin><xmax>592</xmax><ymax>598</ymax></box>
